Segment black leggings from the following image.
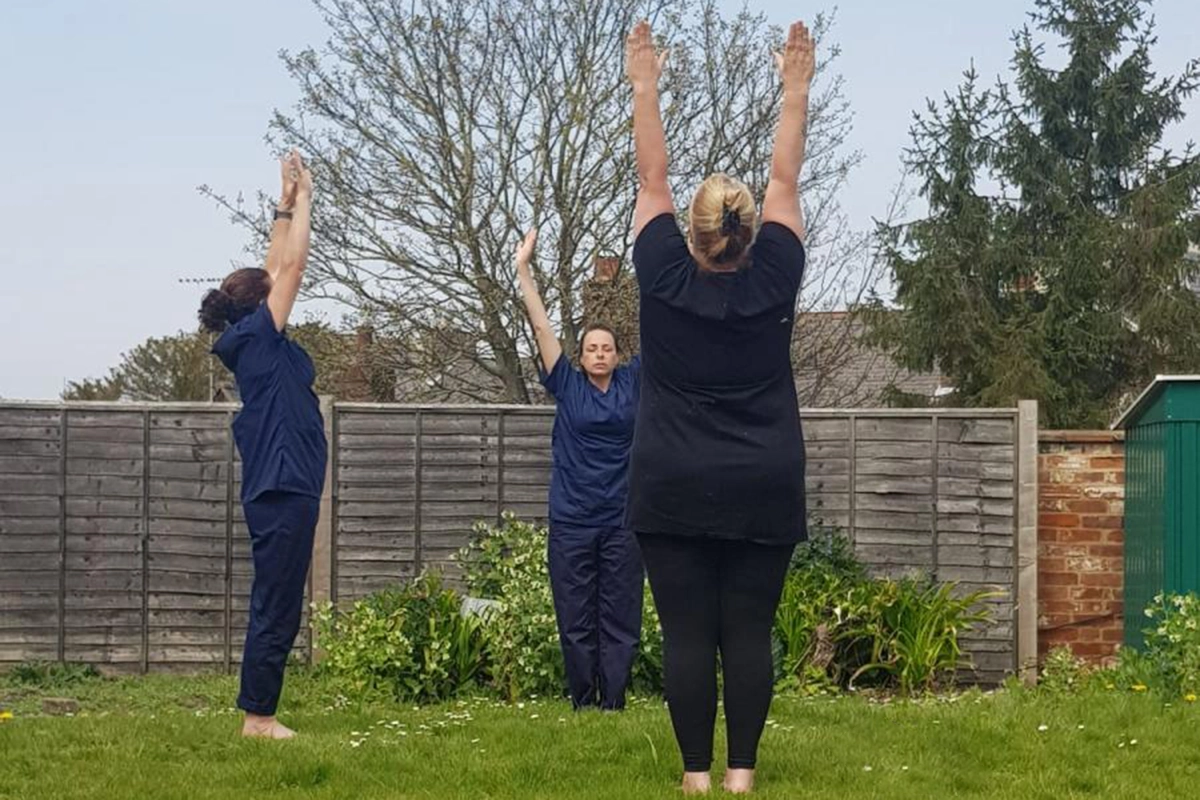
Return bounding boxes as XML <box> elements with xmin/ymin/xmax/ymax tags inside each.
<box><xmin>637</xmin><ymin>533</ymin><xmax>795</xmax><ymax>772</ymax></box>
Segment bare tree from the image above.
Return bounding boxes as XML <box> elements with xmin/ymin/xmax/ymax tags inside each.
<box><xmin>205</xmin><ymin>0</ymin><xmax>886</xmax><ymax>403</ymax></box>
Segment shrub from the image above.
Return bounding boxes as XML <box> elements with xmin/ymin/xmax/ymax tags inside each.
<box><xmin>848</xmin><ymin>577</ymin><xmax>996</xmax><ymax>694</ymax></box>
<box><xmin>1141</xmin><ymin>592</ymin><xmax>1200</xmax><ymax>697</ymax></box>
<box><xmin>1039</xmin><ymin>645</ymin><xmax>1091</xmax><ymax>695</ymax></box>
<box><xmin>460</xmin><ymin>512</ymin><xmax>664</xmax><ymax>700</ymax></box>
<box><xmin>313</xmin><ymin>573</ymin><xmax>487</xmax><ymax>702</ymax></box>
<box><xmin>773</xmin><ymin>532</ymin><xmax>996</xmax><ymax>695</ymax></box>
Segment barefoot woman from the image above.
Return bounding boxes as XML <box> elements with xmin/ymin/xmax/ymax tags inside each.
<box><xmin>199</xmin><ymin>152</ymin><xmax>324</xmax><ymax>738</ymax></box>
<box><xmin>625</xmin><ymin>20</ymin><xmax>815</xmax><ymax>793</ymax></box>
<box><xmin>514</xmin><ymin>228</ymin><xmax>644</xmax><ymax>710</ymax></box>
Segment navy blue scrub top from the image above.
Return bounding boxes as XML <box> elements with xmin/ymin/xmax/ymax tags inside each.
<box><xmin>540</xmin><ymin>352</ymin><xmax>640</xmax><ymax>528</ymax></box>
<box><xmin>212</xmin><ymin>303</ymin><xmax>328</xmax><ymax>504</ymax></box>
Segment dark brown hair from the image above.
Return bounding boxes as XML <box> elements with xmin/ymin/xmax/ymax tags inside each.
<box><xmin>578</xmin><ymin>323</ymin><xmax>622</xmax><ymax>356</ymax></box>
<box><xmin>198</xmin><ymin>268</ymin><xmax>271</xmax><ymax>333</ymax></box>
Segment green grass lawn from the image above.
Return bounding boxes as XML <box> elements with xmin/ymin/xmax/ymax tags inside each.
<box><xmin>3</xmin><ymin>670</ymin><xmax>1200</xmax><ymax>799</ymax></box>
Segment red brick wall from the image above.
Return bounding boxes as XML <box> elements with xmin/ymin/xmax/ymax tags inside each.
<box><xmin>1038</xmin><ymin>431</ymin><xmax>1125</xmax><ymax>664</ymax></box>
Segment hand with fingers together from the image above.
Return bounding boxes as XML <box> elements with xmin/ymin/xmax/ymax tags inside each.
<box><xmin>279</xmin><ymin>150</ymin><xmax>301</xmax><ymax>212</ymax></box>
<box><xmin>514</xmin><ymin>227</ymin><xmax>538</xmax><ymax>276</ymax></box>
<box><xmin>625</xmin><ymin>19</ymin><xmax>668</xmax><ymax>92</ymax></box>
<box><xmin>774</xmin><ymin>20</ymin><xmax>816</xmax><ymax>93</ymax></box>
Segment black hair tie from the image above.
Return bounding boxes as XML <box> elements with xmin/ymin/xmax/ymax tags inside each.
<box><xmin>720</xmin><ymin>207</ymin><xmax>741</xmax><ymax>235</ymax></box>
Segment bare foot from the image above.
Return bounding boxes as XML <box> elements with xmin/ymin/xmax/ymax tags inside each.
<box><xmin>682</xmin><ymin>771</ymin><xmax>712</xmax><ymax>795</ymax></box>
<box><xmin>723</xmin><ymin>768</ymin><xmax>754</xmax><ymax>794</ymax></box>
<box><xmin>241</xmin><ymin>713</ymin><xmax>296</xmax><ymax>739</ymax></box>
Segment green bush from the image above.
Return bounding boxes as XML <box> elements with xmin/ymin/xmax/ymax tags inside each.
<box><xmin>848</xmin><ymin>577</ymin><xmax>996</xmax><ymax>694</ymax></box>
<box><xmin>460</xmin><ymin>514</ymin><xmax>563</xmax><ymax>700</ymax></box>
<box><xmin>1140</xmin><ymin>592</ymin><xmax>1200</xmax><ymax>697</ymax></box>
<box><xmin>313</xmin><ymin>573</ymin><xmax>487</xmax><ymax>702</ymax></box>
<box><xmin>317</xmin><ymin>517</ymin><xmax>994</xmax><ymax>703</ymax></box>
<box><xmin>8</xmin><ymin>661</ymin><xmax>101</xmax><ymax>689</ymax></box>
<box><xmin>1039</xmin><ymin>645</ymin><xmax>1091</xmax><ymax>695</ymax></box>
<box><xmin>773</xmin><ymin>533</ymin><xmax>871</xmax><ymax>692</ymax></box>
<box><xmin>772</xmin><ymin>533</ymin><xmax>996</xmax><ymax>695</ymax></box>
<box><xmin>460</xmin><ymin>513</ymin><xmax>664</xmax><ymax>700</ymax></box>
<box><xmin>630</xmin><ymin>583</ymin><xmax>663</xmax><ymax>696</ymax></box>
<box><xmin>1088</xmin><ymin>594</ymin><xmax>1200</xmax><ymax>698</ymax></box>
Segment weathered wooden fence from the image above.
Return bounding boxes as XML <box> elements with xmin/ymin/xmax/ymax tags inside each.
<box><xmin>0</xmin><ymin>401</ymin><xmax>1038</xmax><ymax>683</ymax></box>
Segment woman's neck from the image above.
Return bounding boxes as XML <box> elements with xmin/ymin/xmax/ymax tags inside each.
<box><xmin>588</xmin><ymin>372</ymin><xmax>613</xmax><ymax>393</ymax></box>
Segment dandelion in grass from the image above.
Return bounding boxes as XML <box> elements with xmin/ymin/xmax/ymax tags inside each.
<box><xmin>1132</xmin><ymin>684</ymin><xmax>1148</xmax><ymax>693</ymax></box>
<box><xmin>0</xmin><ymin>711</ymin><xmax>13</xmax><ymax>723</ymax></box>
<box><xmin>1186</xmin><ymin>694</ymin><xmax>1197</xmax><ymax>703</ymax></box>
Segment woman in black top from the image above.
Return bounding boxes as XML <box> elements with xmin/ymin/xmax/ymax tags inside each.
<box><xmin>625</xmin><ymin>20</ymin><xmax>814</xmax><ymax>794</ymax></box>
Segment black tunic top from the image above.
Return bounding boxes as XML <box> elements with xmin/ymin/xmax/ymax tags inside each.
<box><xmin>626</xmin><ymin>213</ymin><xmax>807</xmax><ymax>544</ymax></box>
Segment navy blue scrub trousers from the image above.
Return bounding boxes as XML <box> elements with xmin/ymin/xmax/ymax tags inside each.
<box><xmin>237</xmin><ymin>490</ymin><xmax>319</xmax><ymax>716</ymax></box>
<box><xmin>548</xmin><ymin>522</ymin><xmax>644</xmax><ymax>709</ymax></box>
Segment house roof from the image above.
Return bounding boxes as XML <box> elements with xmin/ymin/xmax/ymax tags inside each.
<box><xmin>792</xmin><ymin>311</ymin><xmax>948</xmax><ymax>407</ymax></box>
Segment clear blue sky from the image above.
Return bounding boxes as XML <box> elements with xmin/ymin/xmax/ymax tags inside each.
<box><xmin>1</xmin><ymin>0</ymin><xmax>1197</xmax><ymax>400</ymax></box>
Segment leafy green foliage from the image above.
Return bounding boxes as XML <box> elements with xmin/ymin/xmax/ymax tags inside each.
<box><xmin>774</xmin><ymin>532</ymin><xmax>996</xmax><ymax>695</ymax></box>
<box><xmin>460</xmin><ymin>513</ymin><xmax>663</xmax><ymax>700</ymax></box>
<box><xmin>866</xmin><ymin>0</ymin><xmax>1200</xmax><ymax>426</ymax></box>
<box><xmin>1140</xmin><ymin>592</ymin><xmax>1200</xmax><ymax>697</ymax></box>
<box><xmin>313</xmin><ymin>574</ymin><xmax>487</xmax><ymax>702</ymax></box>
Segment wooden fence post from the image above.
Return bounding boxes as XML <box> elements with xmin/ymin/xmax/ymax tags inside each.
<box><xmin>1016</xmin><ymin>400</ymin><xmax>1040</xmax><ymax>685</ymax></box>
<box><xmin>310</xmin><ymin>397</ymin><xmax>335</xmax><ymax>664</ymax></box>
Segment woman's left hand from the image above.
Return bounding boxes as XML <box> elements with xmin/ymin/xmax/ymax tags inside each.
<box><xmin>279</xmin><ymin>150</ymin><xmax>301</xmax><ymax>209</ymax></box>
<box><xmin>515</xmin><ymin>227</ymin><xmax>538</xmax><ymax>272</ymax></box>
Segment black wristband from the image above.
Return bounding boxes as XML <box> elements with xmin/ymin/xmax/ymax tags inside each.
<box><xmin>273</xmin><ymin>208</ymin><xmax>294</xmax><ymax>221</ymax></box>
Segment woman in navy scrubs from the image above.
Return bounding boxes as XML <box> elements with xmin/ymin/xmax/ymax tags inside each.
<box><xmin>514</xmin><ymin>228</ymin><xmax>643</xmax><ymax>710</ymax></box>
<box><xmin>198</xmin><ymin>152</ymin><xmax>326</xmax><ymax>739</ymax></box>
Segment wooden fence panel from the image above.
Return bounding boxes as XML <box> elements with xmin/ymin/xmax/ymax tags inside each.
<box><xmin>0</xmin><ymin>402</ymin><xmax>1031</xmax><ymax>683</ymax></box>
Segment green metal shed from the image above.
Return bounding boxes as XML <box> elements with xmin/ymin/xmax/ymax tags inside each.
<box><xmin>1115</xmin><ymin>376</ymin><xmax>1200</xmax><ymax>647</ymax></box>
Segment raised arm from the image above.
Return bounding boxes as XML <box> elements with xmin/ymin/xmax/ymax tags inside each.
<box><xmin>514</xmin><ymin>228</ymin><xmax>563</xmax><ymax>375</ymax></box>
<box><xmin>267</xmin><ymin>152</ymin><xmax>311</xmax><ymax>332</ymax></box>
<box><xmin>626</xmin><ymin>21</ymin><xmax>673</xmax><ymax>237</ymax></box>
<box><xmin>761</xmin><ymin>21</ymin><xmax>815</xmax><ymax>241</ymax></box>
<box><xmin>264</xmin><ymin>152</ymin><xmax>300</xmax><ymax>281</ymax></box>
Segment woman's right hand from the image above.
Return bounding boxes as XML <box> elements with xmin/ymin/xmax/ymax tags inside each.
<box><xmin>774</xmin><ymin>21</ymin><xmax>815</xmax><ymax>92</ymax></box>
<box><xmin>293</xmin><ymin>152</ymin><xmax>314</xmax><ymax>200</ymax></box>
<box><xmin>515</xmin><ymin>228</ymin><xmax>538</xmax><ymax>274</ymax></box>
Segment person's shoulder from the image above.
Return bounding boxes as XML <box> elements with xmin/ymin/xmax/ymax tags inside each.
<box><xmin>541</xmin><ymin>352</ymin><xmax>585</xmax><ymax>399</ymax></box>
<box><xmin>633</xmin><ymin>214</ymin><xmax>695</xmax><ymax>296</ymax></box>
<box><xmin>756</xmin><ymin>221</ymin><xmax>805</xmax><ymax>251</ymax></box>
<box><xmin>752</xmin><ymin>222</ymin><xmax>806</xmax><ymax>271</ymax></box>
<box><xmin>634</xmin><ymin>213</ymin><xmax>688</xmax><ymax>258</ymax></box>
<box><xmin>635</xmin><ymin>212</ymin><xmax>679</xmax><ymax>240</ymax></box>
